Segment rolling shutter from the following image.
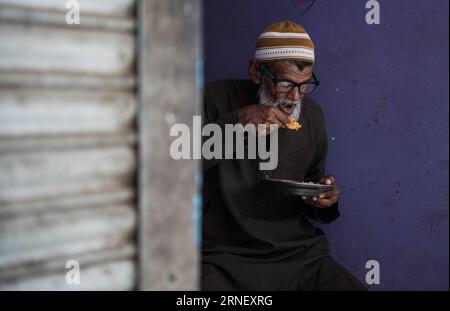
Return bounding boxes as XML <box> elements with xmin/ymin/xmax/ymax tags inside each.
<box><xmin>0</xmin><ymin>0</ymin><xmax>137</xmax><ymax>290</ymax></box>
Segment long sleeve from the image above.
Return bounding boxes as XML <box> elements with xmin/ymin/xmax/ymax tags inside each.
<box><xmin>202</xmin><ymin>80</ymin><xmax>260</xmax><ymax>172</ymax></box>
<box><xmin>300</xmin><ymin>199</ymin><xmax>340</xmax><ymax>224</ymax></box>
<box><xmin>202</xmin><ymin>82</ymin><xmax>241</xmax><ymax>172</ymax></box>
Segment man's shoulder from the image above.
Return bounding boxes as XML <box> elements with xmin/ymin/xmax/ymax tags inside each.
<box><xmin>303</xmin><ymin>96</ymin><xmax>323</xmax><ymax>114</ymax></box>
<box><xmin>302</xmin><ymin>96</ymin><xmax>326</xmax><ymax>129</ymax></box>
<box><xmin>303</xmin><ymin>96</ymin><xmax>326</xmax><ymax>122</ymax></box>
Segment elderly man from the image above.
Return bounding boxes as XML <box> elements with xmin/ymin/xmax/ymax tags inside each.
<box><xmin>202</xmin><ymin>21</ymin><xmax>366</xmax><ymax>290</ymax></box>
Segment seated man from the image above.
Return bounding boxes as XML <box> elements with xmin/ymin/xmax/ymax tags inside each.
<box><xmin>202</xmin><ymin>20</ymin><xmax>366</xmax><ymax>291</ymax></box>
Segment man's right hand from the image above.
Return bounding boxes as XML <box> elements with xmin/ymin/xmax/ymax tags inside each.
<box><xmin>239</xmin><ymin>105</ymin><xmax>288</xmax><ymax>133</ymax></box>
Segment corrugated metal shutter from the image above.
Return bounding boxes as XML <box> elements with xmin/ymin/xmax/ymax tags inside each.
<box><xmin>0</xmin><ymin>0</ymin><xmax>137</xmax><ymax>290</ymax></box>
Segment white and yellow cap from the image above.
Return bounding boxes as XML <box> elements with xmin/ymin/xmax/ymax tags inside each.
<box><xmin>255</xmin><ymin>20</ymin><xmax>315</xmax><ymax>63</ymax></box>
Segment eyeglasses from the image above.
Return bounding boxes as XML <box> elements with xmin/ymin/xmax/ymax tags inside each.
<box><xmin>259</xmin><ymin>63</ymin><xmax>320</xmax><ymax>95</ymax></box>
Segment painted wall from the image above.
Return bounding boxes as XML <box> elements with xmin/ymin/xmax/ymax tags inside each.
<box><xmin>203</xmin><ymin>0</ymin><xmax>449</xmax><ymax>290</ymax></box>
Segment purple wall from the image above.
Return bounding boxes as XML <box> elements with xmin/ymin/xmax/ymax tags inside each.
<box><xmin>203</xmin><ymin>0</ymin><xmax>449</xmax><ymax>290</ymax></box>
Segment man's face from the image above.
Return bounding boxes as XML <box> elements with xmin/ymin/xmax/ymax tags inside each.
<box><xmin>258</xmin><ymin>60</ymin><xmax>313</xmax><ymax>116</ymax></box>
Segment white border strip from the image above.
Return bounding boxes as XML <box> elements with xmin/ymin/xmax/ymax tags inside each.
<box><xmin>259</xmin><ymin>32</ymin><xmax>311</xmax><ymax>39</ymax></box>
<box><xmin>254</xmin><ymin>47</ymin><xmax>315</xmax><ymax>61</ymax></box>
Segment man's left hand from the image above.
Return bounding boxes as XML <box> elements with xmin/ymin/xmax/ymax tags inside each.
<box><xmin>302</xmin><ymin>175</ymin><xmax>341</xmax><ymax>208</ymax></box>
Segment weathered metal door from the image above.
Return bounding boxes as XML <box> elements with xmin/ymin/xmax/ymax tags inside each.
<box><xmin>0</xmin><ymin>0</ymin><xmax>201</xmax><ymax>291</ymax></box>
<box><xmin>0</xmin><ymin>0</ymin><xmax>138</xmax><ymax>290</ymax></box>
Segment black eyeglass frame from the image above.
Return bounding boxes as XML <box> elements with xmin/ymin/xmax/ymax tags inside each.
<box><xmin>259</xmin><ymin>63</ymin><xmax>320</xmax><ymax>95</ymax></box>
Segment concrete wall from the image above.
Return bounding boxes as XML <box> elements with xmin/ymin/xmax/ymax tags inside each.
<box><xmin>204</xmin><ymin>0</ymin><xmax>449</xmax><ymax>290</ymax></box>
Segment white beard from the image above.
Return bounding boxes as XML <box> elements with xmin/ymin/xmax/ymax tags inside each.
<box><xmin>258</xmin><ymin>80</ymin><xmax>302</xmax><ymax>121</ymax></box>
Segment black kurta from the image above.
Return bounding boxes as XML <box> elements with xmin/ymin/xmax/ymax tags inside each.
<box><xmin>201</xmin><ymin>80</ymin><xmax>365</xmax><ymax>290</ymax></box>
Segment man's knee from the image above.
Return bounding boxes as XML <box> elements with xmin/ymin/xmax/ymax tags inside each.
<box><xmin>314</xmin><ymin>257</ymin><xmax>368</xmax><ymax>291</ymax></box>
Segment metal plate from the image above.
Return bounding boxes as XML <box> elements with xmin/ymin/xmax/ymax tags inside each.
<box><xmin>264</xmin><ymin>178</ymin><xmax>335</xmax><ymax>196</ymax></box>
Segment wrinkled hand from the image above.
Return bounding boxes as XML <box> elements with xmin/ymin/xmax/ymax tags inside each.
<box><xmin>302</xmin><ymin>176</ymin><xmax>341</xmax><ymax>208</ymax></box>
<box><xmin>239</xmin><ymin>105</ymin><xmax>288</xmax><ymax>134</ymax></box>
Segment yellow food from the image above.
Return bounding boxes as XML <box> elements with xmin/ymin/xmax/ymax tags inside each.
<box><xmin>285</xmin><ymin>117</ymin><xmax>302</xmax><ymax>130</ymax></box>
